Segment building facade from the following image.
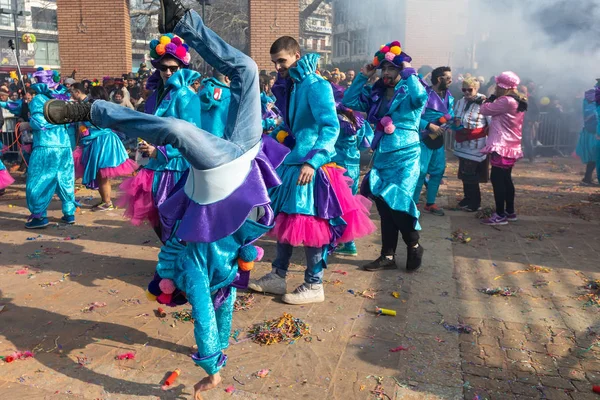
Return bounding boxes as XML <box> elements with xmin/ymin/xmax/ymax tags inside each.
<box><xmin>299</xmin><ymin>0</ymin><xmax>332</xmax><ymax>68</ymax></box>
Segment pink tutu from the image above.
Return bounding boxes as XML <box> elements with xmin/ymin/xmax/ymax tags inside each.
<box><xmin>72</xmin><ymin>147</ymin><xmax>85</xmax><ymax>180</ymax></box>
<box><xmin>116</xmin><ymin>168</ymin><xmax>159</xmax><ymax>226</ymax></box>
<box><xmin>0</xmin><ymin>168</ymin><xmax>15</xmax><ymax>190</ymax></box>
<box><xmin>322</xmin><ymin>164</ymin><xmax>376</xmax><ymax>243</ymax></box>
<box><xmin>269</xmin><ymin>213</ymin><xmax>332</xmax><ymax>247</ymax></box>
<box><xmin>21</xmin><ymin>144</ymin><xmax>32</xmax><ymax>154</ymax></box>
<box><xmin>99</xmin><ymin>159</ymin><xmax>138</xmax><ymax>179</ymax></box>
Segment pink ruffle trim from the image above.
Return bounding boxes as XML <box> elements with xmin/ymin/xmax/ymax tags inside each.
<box><xmin>323</xmin><ymin>165</ymin><xmax>377</xmax><ymax>243</ymax></box>
<box><xmin>0</xmin><ymin>168</ymin><xmax>14</xmax><ymax>189</ymax></box>
<box><xmin>99</xmin><ymin>159</ymin><xmax>138</xmax><ymax>179</ymax></box>
<box><xmin>73</xmin><ymin>147</ymin><xmax>85</xmax><ymax>180</ymax></box>
<box><xmin>481</xmin><ymin>144</ymin><xmax>523</xmax><ymax>160</ymax></box>
<box><xmin>268</xmin><ymin>213</ymin><xmax>331</xmax><ymax>247</ymax></box>
<box><xmin>116</xmin><ymin>168</ymin><xmax>159</xmax><ymax>226</ymax></box>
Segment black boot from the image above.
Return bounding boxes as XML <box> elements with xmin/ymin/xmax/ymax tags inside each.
<box><xmin>362</xmin><ymin>255</ymin><xmax>397</xmax><ymax>271</ymax></box>
<box><xmin>406</xmin><ymin>244</ymin><xmax>424</xmax><ymax>272</ymax></box>
<box><xmin>44</xmin><ymin>100</ymin><xmax>92</xmax><ymax>125</ymax></box>
<box><xmin>158</xmin><ymin>0</ymin><xmax>187</xmax><ymax>34</ymax></box>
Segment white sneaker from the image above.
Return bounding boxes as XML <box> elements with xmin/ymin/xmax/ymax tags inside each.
<box><xmin>248</xmin><ymin>272</ymin><xmax>287</xmax><ymax>295</ymax></box>
<box><xmin>282</xmin><ymin>283</ymin><xmax>325</xmax><ymax>305</ymax></box>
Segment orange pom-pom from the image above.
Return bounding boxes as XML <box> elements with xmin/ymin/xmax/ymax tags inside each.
<box><xmin>155</xmin><ymin>44</ymin><xmax>166</xmax><ymax>56</ymax></box>
<box><xmin>238</xmin><ymin>259</ymin><xmax>254</xmax><ymax>272</ymax></box>
<box><xmin>439</xmin><ymin>117</ymin><xmax>448</xmax><ymax>124</ymax></box>
<box><xmin>390</xmin><ymin>46</ymin><xmax>401</xmax><ymax>55</ymax></box>
<box><xmin>276</xmin><ymin>130</ymin><xmax>289</xmax><ymax>144</ymax></box>
<box><xmin>373</xmin><ymin>56</ymin><xmax>380</xmax><ymax>67</ymax></box>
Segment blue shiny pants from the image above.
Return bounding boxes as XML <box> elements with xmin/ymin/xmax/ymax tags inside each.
<box><xmin>26</xmin><ymin>147</ymin><xmax>76</xmax><ymax>217</ymax></box>
<box><xmin>273</xmin><ymin>242</ymin><xmax>327</xmax><ymax>284</ymax></box>
<box><xmin>413</xmin><ymin>142</ymin><xmax>446</xmax><ymax>205</ymax></box>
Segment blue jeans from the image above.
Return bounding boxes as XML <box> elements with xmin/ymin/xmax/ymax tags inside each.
<box><xmin>273</xmin><ymin>242</ymin><xmax>327</xmax><ymax>284</ymax></box>
<box><xmin>89</xmin><ymin>9</ymin><xmax>261</xmax><ymax>170</ymax></box>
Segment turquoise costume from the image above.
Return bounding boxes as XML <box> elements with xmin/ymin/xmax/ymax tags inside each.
<box><xmin>0</xmin><ymin>99</ymin><xmax>23</xmax><ymax>116</ymax></box>
<box><xmin>413</xmin><ymin>87</ymin><xmax>454</xmax><ymax>205</ymax></box>
<box><xmin>198</xmin><ymin>77</ymin><xmax>231</xmax><ymax>137</ymax></box>
<box><xmin>26</xmin><ymin>83</ymin><xmax>76</xmax><ymax>219</ymax></box>
<box><xmin>575</xmin><ymin>91</ymin><xmax>597</xmax><ymax>164</ymax></box>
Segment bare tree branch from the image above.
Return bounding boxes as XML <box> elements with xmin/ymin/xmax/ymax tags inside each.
<box><xmin>300</xmin><ymin>0</ymin><xmax>327</xmax><ymax>20</ymax></box>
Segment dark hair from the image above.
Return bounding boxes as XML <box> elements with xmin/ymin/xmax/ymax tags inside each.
<box><xmin>71</xmin><ymin>82</ymin><xmax>87</xmax><ymax>94</ymax></box>
<box><xmin>259</xmin><ymin>74</ymin><xmax>272</xmax><ymax>92</ymax></box>
<box><xmin>431</xmin><ymin>66</ymin><xmax>451</xmax><ymax>86</ymax></box>
<box><xmin>212</xmin><ymin>67</ymin><xmax>226</xmax><ymax>81</ymax></box>
<box><xmin>113</xmin><ymin>89</ymin><xmax>125</xmax><ymax>98</ymax></box>
<box><xmin>270</xmin><ymin>36</ymin><xmax>301</xmax><ymax>55</ymax></box>
<box><xmin>89</xmin><ymin>86</ymin><xmax>108</xmax><ymax>101</ymax></box>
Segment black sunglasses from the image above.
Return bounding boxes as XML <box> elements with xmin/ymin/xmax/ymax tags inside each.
<box><xmin>462</xmin><ymin>88</ymin><xmax>474</xmax><ymax>93</ymax></box>
<box><xmin>157</xmin><ymin>65</ymin><xmax>180</xmax><ymax>73</ymax></box>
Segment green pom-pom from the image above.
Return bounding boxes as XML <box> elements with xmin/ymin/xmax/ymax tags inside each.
<box><xmin>150</xmin><ymin>49</ymin><xmax>159</xmax><ymax>59</ymax></box>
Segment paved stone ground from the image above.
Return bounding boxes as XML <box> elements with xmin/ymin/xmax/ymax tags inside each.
<box><xmin>0</xmin><ymin>155</ymin><xmax>599</xmax><ymax>399</ymax></box>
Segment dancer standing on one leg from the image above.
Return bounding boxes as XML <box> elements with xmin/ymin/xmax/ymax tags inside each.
<box><xmin>329</xmin><ymin>82</ymin><xmax>374</xmax><ymax>256</ymax></box>
<box><xmin>117</xmin><ymin>33</ymin><xmax>201</xmax><ymax>240</ymax></box>
<box><xmin>70</xmin><ymin>84</ymin><xmax>138</xmax><ymax>210</ymax></box>
<box><xmin>248</xmin><ymin>36</ymin><xmax>375</xmax><ymax>304</ymax></box>
<box><xmin>452</xmin><ymin>77</ymin><xmax>489</xmax><ymax>212</ymax></box>
<box><xmin>480</xmin><ymin>71</ymin><xmax>527</xmax><ymax>226</ymax></box>
<box><xmin>575</xmin><ymin>85</ymin><xmax>598</xmax><ymax>186</ymax></box>
<box><xmin>343</xmin><ymin>40</ymin><xmax>427</xmax><ymax>271</ymax></box>
<box><xmin>412</xmin><ymin>66</ymin><xmax>454</xmax><ymax>216</ymax></box>
<box><xmin>44</xmin><ymin>1</ymin><xmax>287</xmax><ymax>396</ymax></box>
<box><xmin>25</xmin><ymin>69</ymin><xmax>77</xmax><ymax>229</ymax></box>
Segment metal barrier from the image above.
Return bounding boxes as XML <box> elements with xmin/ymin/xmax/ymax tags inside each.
<box><xmin>1</xmin><ymin>116</ymin><xmax>19</xmax><ymax>160</ymax></box>
<box><xmin>535</xmin><ymin>111</ymin><xmax>578</xmax><ymax>156</ymax></box>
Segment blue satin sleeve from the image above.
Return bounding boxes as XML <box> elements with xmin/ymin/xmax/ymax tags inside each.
<box><xmin>342</xmin><ymin>74</ymin><xmax>371</xmax><ymax>113</ymax></box>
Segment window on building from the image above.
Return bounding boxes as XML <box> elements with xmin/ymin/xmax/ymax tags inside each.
<box><xmin>35</xmin><ymin>40</ymin><xmax>60</xmax><ymax>66</ymax></box>
<box><xmin>313</xmin><ymin>39</ymin><xmax>317</xmax><ymax>50</ymax></box>
<box><xmin>0</xmin><ymin>15</ymin><xmax>10</xmax><ymax>27</ymax></box>
<box><xmin>351</xmin><ymin>31</ymin><xmax>366</xmax><ymax>56</ymax></box>
<box><xmin>334</xmin><ymin>6</ymin><xmax>347</xmax><ymax>24</ymax></box>
<box><xmin>0</xmin><ymin>0</ymin><xmax>10</xmax><ymax>8</ymax></box>
<box><xmin>321</xmin><ymin>39</ymin><xmax>326</xmax><ymax>50</ymax></box>
<box><xmin>299</xmin><ymin>37</ymin><xmax>304</xmax><ymax>46</ymax></box>
<box><xmin>31</xmin><ymin>7</ymin><xmax>58</xmax><ymax>31</ymax></box>
<box><xmin>334</xmin><ymin>34</ymin><xmax>349</xmax><ymax>58</ymax></box>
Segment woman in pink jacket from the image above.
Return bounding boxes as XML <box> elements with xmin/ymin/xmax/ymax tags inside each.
<box><xmin>479</xmin><ymin>71</ymin><xmax>528</xmax><ymax>226</ymax></box>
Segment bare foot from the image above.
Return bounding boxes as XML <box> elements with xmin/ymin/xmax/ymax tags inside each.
<box><xmin>193</xmin><ymin>373</ymin><xmax>222</xmax><ymax>398</ymax></box>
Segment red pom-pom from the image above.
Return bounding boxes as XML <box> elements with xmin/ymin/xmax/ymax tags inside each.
<box><xmin>157</xmin><ymin>293</ymin><xmax>172</xmax><ymax>305</ymax></box>
<box><xmin>171</xmin><ymin>36</ymin><xmax>183</xmax><ymax>46</ymax></box>
<box><xmin>159</xmin><ymin>279</ymin><xmax>176</xmax><ymax>294</ymax></box>
<box><xmin>390</xmin><ymin>41</ymin><xmax>401</xmax><ymax>47</ymax></box>
<box><xmin>381</xmin><ymin>46</ymin><xmax>390</xmax><ymax>53</ymax></box>
<box><xmin>5</xmin><ymin>356</ymin><xmax>14</xmax><ymax>363</ymax></box>
<box><xmin>175</xmin><ymin>46</ymin><xmax>187</xmax><ymax>59</ymax></box>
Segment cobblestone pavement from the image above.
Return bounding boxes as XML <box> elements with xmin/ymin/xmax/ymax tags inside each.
<box><xmin>0</xmin><ymin>156</ymin><xmax>599</xmax><ymax>399</ymax></box>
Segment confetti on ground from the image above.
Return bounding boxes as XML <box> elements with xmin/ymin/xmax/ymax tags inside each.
<box><xmin>230</xmin><ymin>329</ymin><xmax>240</xmax><ymax>342</ymax></box>
<box><xmin>475</xmin><ymin>206</ymin><xmax>494</xmax><ymax>220</ymax></box>
<box><xmin>448</xmin><ymin>229</ymin><xmax>471</xmax><ymax>243</ymax></box>
<box><xmin>332</xmin><ymin>269</ymin><xmax>348</xmax><ymax>275</ymax></box>
<box><xmin>121</xmin><ymin>298</ymin><xmax>141</xmax><ymax>305</ymax></box>
<box><xmin>81</xmin><ymin>302</ymin><xmax>107</xmax><ymax>313</ymax></box>
<box><xmin>493</xmin><ymin>264</ymin><xmax>551</xmax><ymax>281</ymax></box>
<box><xmin>225</xmin><ymin>385</ymin><xmax>235</xmax><ymax>394</ymax></box>
<box><xmin>2</xmin><ymin>351</ymin><xmax>34</xmax><ymax>363</ymax></box>
<box><xmin>255</xmin><ymin>369</ymin><xmax>270</xmax><ymax>378</ymax></box>
<box><xmin>533</xmin><ymin>280</ymin><xmax>549</xmax><ymax>288</ymax></box>
<box><xmin>234</xmin><ymin>293</ymin><xmax>255</xmax><ymax>312</ymax></box>
<box><xmin>435</xmin><ymin>337</ymin><xmax>445</xmax><ymax>343</ymax></box>
<box><xmin>391</xmin><ymin>292</ymin><xmax>400</xmax><ymax>298</ymax></box>
<box><xmin>479</xmin><ymin>287</ymin><xmax>518</xmax><ymax>297</ymax></box>
<box><xmin>40</xmin><ymin>273</ymin><xmax>71</xmax><ymax>288</ymax></box>
<box><xmin>248</xmin><ymin>313</ymin><xmax>311</xmax><ymax>345</ymax></box>
<box><xmin>108</xmin><ymin>289</ymin><xmax>119</xmax><ymax>295</ymax></box>
<box><xmin>524</xmin><ymin>232</ymin><xmax>551</xmax><ymax>241</ymax></box>
<box><xmin>15</xmin><ymin>268</ymin><xmax>29</xmax><ymax>274</ymax></box>
<box><xmin>115</xmin><ymin>352</ymin><xmax>135</xmax><ymax>360</ymax></box>
<box><xmin>442</xmin><ymin>322</ymin><xmax>474</xmax><ymax>334</ymax></box>
<box><xmin>171</xmin><ymin>309</ymin><xmax>194</xmax><ymax>322</ymax></box>
<box><xmin>389</xmin><ymin>346</ymin><xmax>409</xmax><ymax>352</ymax></box>
<box><xmin>76</xmin><ymin>354</ymin><xmax>90</xmax><ymax>366</ymax></box>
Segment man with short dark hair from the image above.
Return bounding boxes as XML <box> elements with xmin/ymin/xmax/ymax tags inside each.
<box><xmin>412</xmin><ymin>66</ymin><xmax>454</xmax><ymax>216</ymax></box>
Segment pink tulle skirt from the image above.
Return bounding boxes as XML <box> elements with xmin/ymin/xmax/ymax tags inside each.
<box><xmin>0</xmin><ymin>168</ymin><xmax>15</xmax><ymax>190</ymax></box>
<box><xmin>269</xmin><ymin>213</ymin><xmax>332</xmax><ymax>247</ymax></box>
<box><xmin>269</xmin><ymin>164</ymin><xmax>376</xmax><ymax>247</ymax></box>
<box><xmin>99</xmin><ymin>159</ymin><xmax>138</xmax><ymax>179</ymax></box>
<box><xmin>116</xmin><ymin>168</ymin><xmax>159</xmax><ymax>226</ymax></box>
<box><xmin>73</xmin><ymin>147</ymin><xmax>85</xmax><ymax>180</ymax></box>
<box><xmin>323</xmin><ymin>165</ymin><xmax>376</xmax><ymax>243</ymax></box>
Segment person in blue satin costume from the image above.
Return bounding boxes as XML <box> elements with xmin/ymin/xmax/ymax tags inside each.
<box><xmin>595</xmin><ymin>86</ymin><xmax>600</xmax><ymax>185</ymax></box>
<box><xmin>198</xmin><ymin>68</ymin><xmax>230</xmax><ymax>137</ymax></box>
<box><xmin>248</xmin><ymin>36</ymin><xmax>341</xmax><ymax>305</ymax></box>
<box><xmin>412</xmin><ymin>66</ymin><xmax>454</xmax><ymax>216</ymax></box>
<box><xmin>260</xmin><ymin>74</ymin><xmax>281</xmax><ymax>133</ymax></box>
<box><xmin>577</xmin><ymin>87</ymin><xmax>598</xmax><ymax>185</ymax></box>
<box><xmin>120</xmin><ymin>35</ymin><xmax>201</xmax><ymax>239</ymax></box>
<box><xmin>329</xmin><ymin>81</ymin><xmax>373</xmax><ymax>256</ymax></box>
<box><xmin>43</xmin><ymin>4</ymin><xmax>287</xmax><ymax>394</ymax></box>
<box><xmin>25</xmin><ymin>72</ymin><xmax>77</xmax><ymax>228</ymax></box>
<box><xmin>0</xmin><ymin>94</ymin><xmax>23</xmax><ymax>116</ymax></box>
<box><xmin>342</xmin><ymin>40</ymin><xmax>427</xmax><ymax>272</ymax></box>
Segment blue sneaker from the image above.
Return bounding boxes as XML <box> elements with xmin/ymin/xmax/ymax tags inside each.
<box><xmin>334</xmin><ymin>241</ymin><xmax>358</xmax><ymax>256</ymax></box>
<box><xmin>25</xmin><ymin>217</ymin><xmax>49</xmax><ymax>229</ymax></box>
<box><xmin>61</xmin><ymin>215</ymin><xmax>75</xmax><ymax>224</ymax></box>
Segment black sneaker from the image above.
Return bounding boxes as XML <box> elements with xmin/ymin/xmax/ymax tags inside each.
<box><xmin>44</xmin><ymin>100</ymin><xmax>92</xmax><ymax>125</ymax></box>
<box><xmin>406</xmin><ymin>245</ymin><xmax>424</xmax><ymax>272</ymax></box>
<box><xmin>158</xmin><ymin>0</ymin><xmax>187</xmax><ymax>34</ymax></box>
<box><xmin>461</xmin><ymin>205</ymin><xmax>481</xmax><ymax>212</ymax></box>
<box><xmin>362</xmin><ymin>255</ymin><xmax>397</xmax><ymax>271</ymax></box>
<box><xmin>458</xmin><ymin>198</ymin><xmax>468</xmax><ymax>208</ymax></box>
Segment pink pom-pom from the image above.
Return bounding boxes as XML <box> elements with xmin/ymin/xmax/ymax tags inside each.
<box><xmin>381</xmin><ymin>116</ymin><xmax>395</xmax><ymax>134</ymax></box>
<box><xmin>390</xmin><ymin>40</ymin><xmax>401</xmax><ymax>47</ymax></box>
<box><xmin>158</xmin><ymin>278</ymin><xmax>176</xmax><ymax>294</ymax></box>
<box><xmin>381</xmin><ymin>46</ymin><xmax>390</xmax><ymax>53</ymax></box>
<box><xmin>183</xmin><ymin>53</ymin><xmax>191</xmax><ymax>64</ymax></box>
<box><xmin>165</xmin><ymin>43</ymin><xmax>177</xmax><ymax>54</ymax></box>
<box><xmin>171</xmin><ymin>36</ymin><xmax>183</xmax><ymax>46</ymax></box>
<box><xmin>385</xmin><ymin>52</ymin><xmax>395</xmax><ymax>62</ymax></box>
<box><xmin>175</xmin><ymin>46</ymin><xmax>187</xmax><ymax>59</ymax></box>
<box><xmin>255</xmin><ymin>246</ymin><xmax>264</xmax><ymax>261</ymax></box>
<box><xmin>384</xmin><ymin>124</ymin><xmax>396</xmax><ymax>134</ymax></box>
<box><xmin>157</xmin><ymin>293</ymin><xmax>172</xmax><ymax>305</ymax></box>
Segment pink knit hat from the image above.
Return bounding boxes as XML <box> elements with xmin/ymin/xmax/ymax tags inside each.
<box><xmin>495</xmin><ymin>71</ymin><xmax>520</xmax><ymax>90</ymax></box>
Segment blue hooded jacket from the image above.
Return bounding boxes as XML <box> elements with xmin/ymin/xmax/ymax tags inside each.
<box><xmin>271</xmin><ymin>53</ymin><xmax>340</xmax><ymax>169</ymax></box>
<box><xmin>145</xmin><ymin>69</ymin><xmax>202</xmax><ymax>172</ymax></box>
<box><xmin>198</xmin><ymin>77</ymin><xmax>231</xmax><ymax>138</ymax></box>
<box><xmin>30</xmin><ymin>83</ymin><xmax>71</xmax><ymax>148</ymax></box>
<box><xmin>342</xmin><ymin>69</ymin><xmax>428</xmax><ymax>153</ymax></box>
